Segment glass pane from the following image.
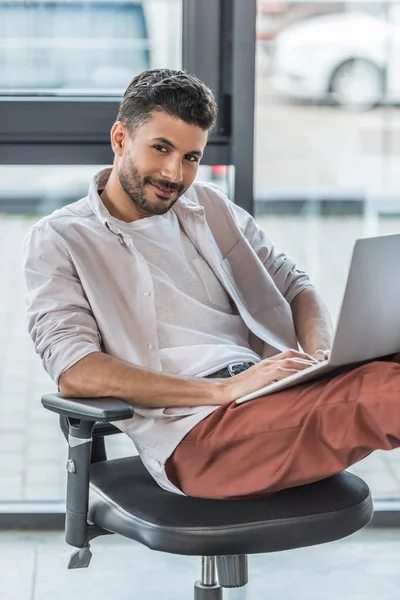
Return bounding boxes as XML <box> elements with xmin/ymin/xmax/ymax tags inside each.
<box><xmin>2</xmin><ymin>0</ymin><xmax>182</xmax><ymax>95</ymax></box>
<box><xmin>196</xmin><ymin>165</ymin><xmax>235</xmax><ymax>199</ymax></box>
<box><xmin>255</xmin><ymin>1</ymin><xmax>400</xmax><ymax>501</ymax></box>
<box><xmin>0</xmin><ymin>165</ymin><xmax>95</xmax><ymax>503</ymax></box>
<box><xmin>0</xmin><ymin>163</ymin><xmax>234</xmax><ymax>504</ymax></box>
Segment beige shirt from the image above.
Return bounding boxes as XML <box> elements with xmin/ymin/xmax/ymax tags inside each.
<box><xmin>21</xmin><ymin>168</ymin><xmax>314</xmax><ymax>494</ymax></box>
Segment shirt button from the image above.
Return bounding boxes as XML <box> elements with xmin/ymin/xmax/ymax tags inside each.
<box><xmin>143</xmin><ymin>291</ymin><xmax>151</xmax><ymax>297</ymax></box>
<box><xmin>147</xmin><ymin>343</ymin><xmax>155</xmax><ymax>350</ymax></box>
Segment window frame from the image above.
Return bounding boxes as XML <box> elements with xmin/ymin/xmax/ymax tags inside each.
<box><xmin>0</xmin><ymin>0</ymin><xmax>256</xmax><ymax>213</ymax></box>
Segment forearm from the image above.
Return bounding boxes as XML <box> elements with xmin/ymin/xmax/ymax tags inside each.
<box><xmin>290</xmin><ymin>288</ymin><xmax>334</xmax><ymax>356</ymax></box>
<box><xmin>59</xmin><ymin>351</ymin><xmax>225</xmax><ymax>408</ymax></box>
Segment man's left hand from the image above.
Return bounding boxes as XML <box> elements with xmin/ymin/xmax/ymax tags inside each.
<box><xmin>312</xmin><ymin>349</ymin><xmax>330</xmax><ymax>362</ymax></box>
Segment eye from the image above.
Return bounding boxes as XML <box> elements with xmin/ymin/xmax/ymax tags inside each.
<box><xmin>185</xmin><ymin>154</ymin><xmax>199</xmax><ymax>163</ymax></box>
<box><xmin>153</xmin><ymin>145</ymin><xmax>168</xmax><ymax>153</ymax></box>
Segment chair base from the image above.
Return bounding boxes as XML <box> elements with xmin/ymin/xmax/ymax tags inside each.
<box><xmin>68</xmin><ymin>545</ymin><xmax>92</xmax><ymax>569</ymax></box>
<box><xmin>194</xmin><ymin>581</ymin><xmax>223</xmax><ymax>599</ymax></box>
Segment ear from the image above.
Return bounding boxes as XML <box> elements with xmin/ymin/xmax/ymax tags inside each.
<box><xmin>110</xmin><ymin>121</ymin><xmax>128</xmax><ymax>157</ymax></box>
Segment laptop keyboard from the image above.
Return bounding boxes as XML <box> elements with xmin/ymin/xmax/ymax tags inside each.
<box><xmin>282</xmin><ymin>358</ymin><xmax>329</xmax><ymax>383</ymax></box>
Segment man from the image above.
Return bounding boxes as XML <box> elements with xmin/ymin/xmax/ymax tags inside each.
<box><xmin>22</xmin><ymin>69</ymin><xmax>400</xmax><ymax>500</ymax></box>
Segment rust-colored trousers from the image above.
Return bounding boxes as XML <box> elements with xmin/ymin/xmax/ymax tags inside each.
<box><xmin>165</xmin><ymin>354</ymin><xmax>400</xmax><ymax>499</ymax></box>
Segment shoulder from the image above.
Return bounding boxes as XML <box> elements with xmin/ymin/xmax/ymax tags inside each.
<box><xmin>183</xmin><ymin>181</ymin><xmax>253</xmax><ymax>229</ymax></box>
<box><xmin>23</xmin><ymin>197</ymin><xmax>94</xmax><ymax>245</ymax></box>
<box><xmin>34</xmin><ymin>196</ymin><xmax>91</xmax><ymax>228</ymax></box>
<box><xmin>182</xmin><ymin>181</ymin><xmax>230</xmax><ymax>207</ymax></box>
<box><xmin>21</xmin><ymin>197</ymin><xmax>99</xmax><ymax>265</ymax></box>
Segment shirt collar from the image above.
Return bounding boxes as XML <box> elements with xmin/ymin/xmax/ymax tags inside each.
<box><xmin>87</xmin><ymin>167</ymin><xmax>115</xmax><ymax>228</ymax></box>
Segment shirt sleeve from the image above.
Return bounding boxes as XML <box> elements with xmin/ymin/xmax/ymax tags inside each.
<box><xmin>21</xmin><ymin>223</ymin><xmax>102</xmax><ymax>385</ymax></box>
<box><xmin>208</xmin><ymin>184</ymin><xmax>315</xmax><ymax>304</ymax></box>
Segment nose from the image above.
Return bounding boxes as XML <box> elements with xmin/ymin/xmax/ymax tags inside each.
<box><xmin>160</xmin><ymin>156</ymin><xmax>183</xmax><ymax>184</ymax></box>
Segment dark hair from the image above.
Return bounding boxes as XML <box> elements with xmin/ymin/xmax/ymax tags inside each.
<box><xmin>117</xmin><ymin>69</ymin><xmax>217</xmax><ymax>133</ymax></box>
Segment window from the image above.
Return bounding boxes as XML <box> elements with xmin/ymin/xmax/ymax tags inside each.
<box><xmin>1</xmin><ymin>0</ymin><xmax>181</xmax><ymax>95</ymax></box>
<box><xmin>0</xmin><ymin>0</ymin><xmax>183</xmax><ymax>508</ymax></box>
<box><xmin>255</xmin><ymin>1</ymin><xmax>400</xmax><ymax>502</ymax></box>
<box><xmin>0</xmin><ymin>0</ymin><xmax>256</xmax><ymax>510</ymax></box>
<box><xmin>0</xmin><ymin>161</ymin><xmax>234</xmax><ymax>504</ymax></box>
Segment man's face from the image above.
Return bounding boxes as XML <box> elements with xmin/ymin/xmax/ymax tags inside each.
<box><xmin>116</xmin><ymin>111</ymin><xmax>208</xmax><ymax>218</ymax></box>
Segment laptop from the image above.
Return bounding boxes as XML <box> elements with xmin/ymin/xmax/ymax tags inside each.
<box><xmin>235</xmin><ymin>233</ymin><xmax>400</xmax><ymax>404</ymax></box>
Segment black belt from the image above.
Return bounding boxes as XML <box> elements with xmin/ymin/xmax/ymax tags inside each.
<box><xmin>206</xmin><ymin>361</ymin><xmax>254</xmax><ymax>379</ymax></box>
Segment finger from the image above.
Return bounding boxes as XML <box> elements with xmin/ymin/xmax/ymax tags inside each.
<box><xmin>269</xmin><ymin>350</ymin><xmax>318</xmax><ymax>363</ymax></box>
<box><xmin>258</xmin><ymin>356</ymin><xmax>309</xmax><ymax>369</ymax></box>
<box><xmin>282</xmin><ymin>358</ymin><xmax>317</xmax><ymax>370</ymax></box>
<box><xmin>313</xmin><ymin>349</ymin><xmax>329</xmax><ymax>361</ymax></box>
<box><xmin>273</xmin><ymin>367</ymin><xmax>303</xmax><ymax>382</ymax></box>
<box><xmin>264</xmin><ymin>357</ymin><xmax>316</xmax><ymax>371</ymax></box>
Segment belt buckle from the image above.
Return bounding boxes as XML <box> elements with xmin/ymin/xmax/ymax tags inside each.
<box><xmin>227</xmin><ymin>362</ymin><xmax>246</xmax><ymax>377</ymax></box>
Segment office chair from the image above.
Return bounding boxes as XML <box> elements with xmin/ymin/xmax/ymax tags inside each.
<box><xmin>42</xmin><ymin>393</ymin><xmax>373</xmax><ymax>599</ymax></box>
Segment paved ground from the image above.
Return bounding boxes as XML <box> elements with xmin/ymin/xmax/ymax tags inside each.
<box><xmin>1</xmin><ymin>211</ymin><xmax>400</xmax><ymax>503</ymax></box>
<box><xmin>3</xmin><ymin>528</ymin><xmax>400</xmax><ymax>600</ymax></box>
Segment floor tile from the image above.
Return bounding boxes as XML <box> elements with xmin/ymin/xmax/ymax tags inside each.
<box><xmin>0</xmin><ymin>539</ymin><xmax>35</xmax><ymax>600</ymax></box>
<box><xmin>23</xmin><ymin>528</ymin><xmax>400</xmax><ymax>600</ymax></box>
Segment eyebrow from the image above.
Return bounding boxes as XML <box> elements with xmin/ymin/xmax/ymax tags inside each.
<box><xmin>153</xmin><ymin>137</ymin><xmax>203</xmax><ymax>158</ymax></box>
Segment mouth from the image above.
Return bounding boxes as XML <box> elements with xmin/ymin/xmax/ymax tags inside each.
<box><xmin>150</xmin><ymin>182</ymin><xmax>177</xmax><ymax>199</ymax></box>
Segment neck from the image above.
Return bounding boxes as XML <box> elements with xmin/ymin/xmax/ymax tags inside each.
<box><xmin>100</xmin><ymin>169</ymin><xmax>142</xmax><ymax>222</ymax></box>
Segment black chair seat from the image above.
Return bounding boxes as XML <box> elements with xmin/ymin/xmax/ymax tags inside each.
<box><xmin>89</xmin><ymin>456</ymin><xmax>373</xmax><ymax>556</ymax></box>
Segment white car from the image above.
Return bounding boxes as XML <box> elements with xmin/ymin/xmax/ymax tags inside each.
<box><xmin>271</xmin><ymin>11</ymin><xmax>400</xmax><ymax>108</ymax></box>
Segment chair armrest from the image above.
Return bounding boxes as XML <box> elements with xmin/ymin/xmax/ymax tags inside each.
<box><xmin>41</xmin><ymin>393</ymin><xmax>133</xmax><ymax>552</ymax></box>
<box><xmin>41</xmin><ymin>393</ymin><xmax>134</xmax><ymax>422</ymax></box>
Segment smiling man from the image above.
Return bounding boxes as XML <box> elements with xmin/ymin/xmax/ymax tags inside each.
<box><xmin>101</xmin><ymin>109</ymin><xmax>205</xmax><ymax>221</ymax></box>
<box><xmin>22</xmin><ymin>69</ymin><xmax>400</xmax><ymax>500</ymax></box>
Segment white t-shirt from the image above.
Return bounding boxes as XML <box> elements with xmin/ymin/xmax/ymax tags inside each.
<box><xmin>110</xmin><ymin>210</ymin><xmax>260</xmax><ymax>377</ymax></box>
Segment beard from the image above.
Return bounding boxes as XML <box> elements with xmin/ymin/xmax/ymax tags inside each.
<box><xmin>118</xmin><ymin>152</ymin><xmax>185</xmax><ymax>217</ymax></box>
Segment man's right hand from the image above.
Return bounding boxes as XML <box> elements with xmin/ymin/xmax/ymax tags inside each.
<box><xmin>59</xmin><ymin>349</ymin><xmax>319</xmax><ymax>411</ymax></box>
<box><xmin>222</xmin><ymin>349</ymin><xmax>319</xmax><ymax>403</ymax></box>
